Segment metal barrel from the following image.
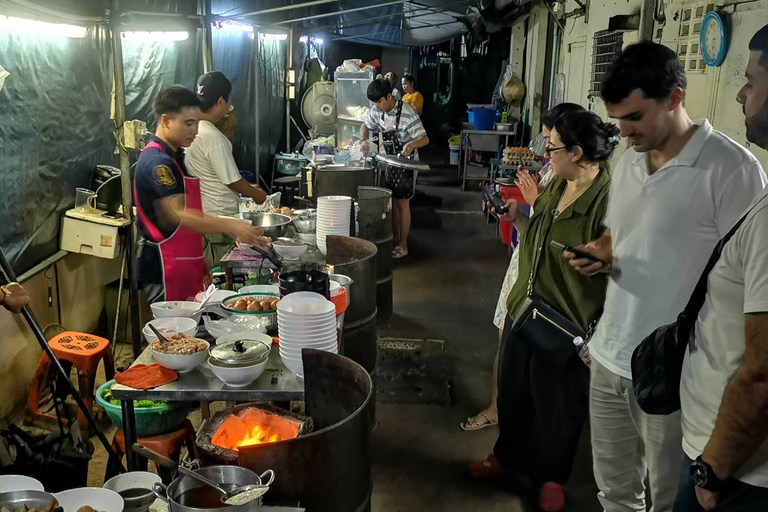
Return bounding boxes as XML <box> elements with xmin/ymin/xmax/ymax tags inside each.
<box><xmin>314</xmin><ymin>164</ymin><xmax>375</xmax><ymax>199</ymax></box>
<box><xmin>356</xmin><ymin>186</ymin><xmax>393</xmax><ymax>321</ymax></box>
<box><xmin>325</xmin><ymin>236</ymin><xmax>378</xmax><ymax>372</ymax></box>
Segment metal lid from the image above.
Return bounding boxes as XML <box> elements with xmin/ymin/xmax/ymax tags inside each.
<box><xmin>375</xmin><ymin>154</ymin><xmax>430</xmax><ymax>172</ymax></box>
<box><xmin>210</xmin><ymin>340</ymin><xmax>270</xmax><ymax>366</ymax></box>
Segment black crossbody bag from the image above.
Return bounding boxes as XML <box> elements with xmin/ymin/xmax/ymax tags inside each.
<box><xmin>510</xmin><ymin>215</ymin><xmax>599</xmax><ymax>366</ymax></box>
<box><xmin>631</xmin><ymin>209</ymin><xmax>750</xmax><ymax>415</ymax></box>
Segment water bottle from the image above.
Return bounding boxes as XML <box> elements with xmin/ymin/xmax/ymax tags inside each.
<box><xmin>573</xmin><ymin>336</ymin><xmax>590</xmax><ymax>365</ymax></box>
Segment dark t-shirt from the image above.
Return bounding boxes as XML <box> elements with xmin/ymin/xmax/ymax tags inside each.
<box><xmin>134</xmin><ymin>135</ymin><xmax>188</xmax><ymax>285</ymax></box>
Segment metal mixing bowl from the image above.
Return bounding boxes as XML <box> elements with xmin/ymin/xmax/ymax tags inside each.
<box><xmin>238</xmin><ymin>213</ymin><xmax>292</xmax><ymax>239</ymax></box>
<box><xmin>0</xmin><ymin>490</ymin><xmax>58</xmax><ymax>512</ymax></box>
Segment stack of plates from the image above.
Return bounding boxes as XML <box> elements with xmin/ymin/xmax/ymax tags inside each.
<box><xmin>316</xmin><ymin>195</ymin><xmax>352</xmax><ymax>255</ymax></box>
<box><xmin>277</xmin><ymin>292</ymin><xmax>338</xmax><ymax>378</ymax></box>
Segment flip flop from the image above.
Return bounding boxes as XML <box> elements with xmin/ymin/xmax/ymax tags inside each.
<box><xmin>392</xmin><ymin>246</ymin><xmax>408</xmax><ymax>259</ymax></box>
<box><xmin>460</xmin><ymin>411</ymin><xmax>498</xmax><ymax>431</ymax></box>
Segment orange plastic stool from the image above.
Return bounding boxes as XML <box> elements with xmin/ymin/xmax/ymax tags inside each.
<box><xmin>106</xmin><ymin>419</ymin><xmax>197</xmax><ymax>479</ymax></box>
<box><xmin>27</xmin><ymin>331</ymin><xmax>115</xmax><ymax>427</ymax></box>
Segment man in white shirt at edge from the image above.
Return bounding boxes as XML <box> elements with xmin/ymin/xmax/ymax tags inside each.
<box><xmin>567</xmin><ymin>41</ymin><xmax>767</xmax><ymax>512</ymax></box>
<box><xmin>186</xmin><ymin>71</ymin><xmax>267</xmax><ymax>267</ymax></box>
<box><xmin>674</xmin><ymin>24</ymin><xmax>768</xmax><ymax>512</ymax></box>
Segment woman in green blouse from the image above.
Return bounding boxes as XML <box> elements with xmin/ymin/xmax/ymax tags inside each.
<box><xmin>470</xmin><ymin>110</ymin><xmax>620</xmax><ymax>511</ymax></box>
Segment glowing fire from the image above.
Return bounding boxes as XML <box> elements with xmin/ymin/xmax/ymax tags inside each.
<box><xmin>238</xmin><ymin>424</ymin><xmax>280</xmax><ymax>448</ymax></box>
<box><xmin>211</xmin><ymin>407</ymin><xmax>301</xmax><ymax>452</ymax></box>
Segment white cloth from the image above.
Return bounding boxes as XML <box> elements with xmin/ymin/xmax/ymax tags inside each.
<box><xmin>590</xmin><ymin>358</ymin><xmax>683</xmax><ymax>512</ymax></box>
<box><xmin>185</xmin><ymin>120</ymin><xmax>242</xmax><ymax>217</ymax></box>
<box><xmin>589</xmin><ymin>121</ymin><xmax>767</xmax><ymax>379</ymax></box>
<box><xmin>681</xmin><ymin>186</ymin><xmax>768</xmax><ymax>487</ymax></box>
<box><xmin>494</xmin><ymin>248</ymin><xmax>520</xmax><ymax>329</ymax></box>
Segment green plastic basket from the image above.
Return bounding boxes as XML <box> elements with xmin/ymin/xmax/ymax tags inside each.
<box><xmin>96</xmin><ymin>380</ymin><xmax>191</xmax><ymax>437</ymax></box>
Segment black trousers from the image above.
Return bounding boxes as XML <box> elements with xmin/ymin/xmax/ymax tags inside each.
<box><xmin>493</xmin><ymin>316</ymin><xmax>590</xmax><ymax>485</ymax></box>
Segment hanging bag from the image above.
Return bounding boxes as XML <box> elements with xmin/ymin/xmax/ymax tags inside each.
<box><xmin>631</xmin><ymin>209</ymin><xmax>750</xmax><ymax>415</ymax></box>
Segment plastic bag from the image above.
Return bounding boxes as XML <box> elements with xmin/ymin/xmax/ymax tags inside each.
<box><xmin>240</xmin><ymin>192</ymin><xmax>281</xmax><ymax>213</ymax></box>
<box><xmin>0</xmin><ymin>64</ymin><xmax>9</xmax><ymax>92</ymax></box>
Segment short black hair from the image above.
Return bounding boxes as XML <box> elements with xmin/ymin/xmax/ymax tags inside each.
<box><xmin>153</xmin><ymin>85</ymin><xmax>202</xmax><ymax>121</ymax></box>
<box><xmin>554</xmin><ymin>110</ymin><xmax>620</xmax><ymax>163</ymax></box>
<box><xmin>749</xmin><ymin>24</ymin><xmax>768</xmax><ymax>71</ymax></box>
<box><xmin>541</xmin><ymin>102</ymin><xmax>586</xmax><ymax>130</ymax></box>
<box><xmin>367</xmin><ymin>79</ymin><xmax>393</xmax><ymax>102</ymax></box>
<box><xmin>601</xmin><ymin>41</ymin><xmax>687</xmax><ymax>104</ymax></box>
<box><xmin>402</xmin><ymin>73</ymin><xmax>416</xmax><ymax>89</ymax></box>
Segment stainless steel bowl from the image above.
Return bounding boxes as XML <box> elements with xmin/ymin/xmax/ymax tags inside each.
<box><xmin>293</xmin><ymin>218</ymin><xmax>316</xmax><ymax>233</ymax></box>
<box><xmin>0</xmin><ymin>490</ymin><xmax>58</xmax><ymax>512</ymax></box>
<box><xmin>238</xmin><ymin>213</ymin><xmax>292</xmax><ymax>239</ymax></box>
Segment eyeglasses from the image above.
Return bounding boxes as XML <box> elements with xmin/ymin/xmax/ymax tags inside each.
<box><xmin>544</xmin><ymin>146</ymin><xmax>568</xmax><ymax>157</ymax></box>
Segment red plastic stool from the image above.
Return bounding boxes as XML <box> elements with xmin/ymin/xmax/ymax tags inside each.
<box><xmin>27</xmin><ymin>331</ymin><xmax>115</xmax><ymax>427</ymax></box>
<box><xmin>106</xmin><ymin>419</ymin><xmax>197</xmax><ymax>479</ymax></box>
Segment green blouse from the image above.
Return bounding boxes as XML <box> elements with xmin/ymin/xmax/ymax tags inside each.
<box><xmin>506</xmin><ymin>170</ymin><xmax>610</xmax><ymax>330</ymax></box>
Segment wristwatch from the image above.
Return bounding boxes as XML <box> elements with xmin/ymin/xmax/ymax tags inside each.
<box><xmin>691</xmin><ymin>455</ymin><xmax>724</xmax><ymax>492</ymax></box>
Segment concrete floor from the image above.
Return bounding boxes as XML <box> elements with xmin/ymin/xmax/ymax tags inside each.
<box><xmin>369</xmin><ymin>159</ymin><xmax>602</xmax><ymax>512</ymax></box>
<box><xmin>80</xmin><ymin>154</ymin><xmax>603</xmax><ymax>511</ymax></box>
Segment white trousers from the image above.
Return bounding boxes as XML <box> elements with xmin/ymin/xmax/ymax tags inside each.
<box><xmin>590</xmin><ymin>358</ymin><xmax>684</xmax><ymax>512</ymax></box>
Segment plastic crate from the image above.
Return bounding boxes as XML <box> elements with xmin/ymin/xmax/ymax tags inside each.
<box><xmin>96</xmin><ymin>380</ymin><xmax>191</xmax><ymax>437</ymax></box>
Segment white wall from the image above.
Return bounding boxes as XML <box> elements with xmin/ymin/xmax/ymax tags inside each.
<box><xmin>556</xmin><ymin>0</ymin><xmax>768</xmax><ymax>170</ymax></box>
<box><xmin>0</xmin><ymin>253</ymin><xmax>121</xmax><ymax>423</ymax></box>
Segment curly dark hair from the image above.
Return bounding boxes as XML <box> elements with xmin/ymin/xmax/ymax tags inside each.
<box><xmin>601</xmin><ymin>41</ymin><xmax>687</xmax><ymax>104</ymax></box>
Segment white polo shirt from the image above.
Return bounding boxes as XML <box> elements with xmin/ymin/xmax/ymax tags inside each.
<box><xmin>185</xmin><ymin>120</ymin><xmax>242</xmax><ymax>217</ymax></box>
<box><xmin>681</xmin><ymin>186</ymin><xmax>768</xmax><ymax>487</ymax></box>
<box><xmin>589</xmin><ymin>121</ymin><xmax>766</xmax><ymax>379</ymax></box>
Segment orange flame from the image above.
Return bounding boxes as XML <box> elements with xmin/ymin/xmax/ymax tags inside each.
<box><xmin>211</xmin><ymin>408</ymin><xmax>301</xmax><ymax>452</ymax></box>
<box><xmin>237</xmin><ymin>424</ymin><xmax>280</xmax><ymax>448</ymax></box>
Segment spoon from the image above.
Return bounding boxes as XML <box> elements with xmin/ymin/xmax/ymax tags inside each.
<box><xmin>148</xmin><ymin>323</ymin><xmax>170</xmax><ymax>344</ymax></box>
<box><xmin>178</xmin><ymin>466</ymin><xmax>270</xmax><ymax>505</ymax></box>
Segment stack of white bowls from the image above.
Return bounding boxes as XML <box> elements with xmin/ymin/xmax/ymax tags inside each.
<box><xmin>277</xmin><ymin>292</ymin><xmax>338</xmax><ymax>378</ymax></box>
<box><xmin>316</xmin><ymin>195</ymin><xmax>352</xmax><ymax>255</ymax></box>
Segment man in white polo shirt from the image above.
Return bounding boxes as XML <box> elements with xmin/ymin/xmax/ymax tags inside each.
<box><xmin>186</xmin><ymin>71</ymin><xmax>267</xmax><ymax>267</ymax></box>
<box><xmin>675</xmin><ymin>24</ymin><xmax>768</xmax><ymax>511</ymax></box>
<box><xmin>568</xmin><ymin>42</ymin><xmax>767</xmax><ymax>512</ymax></box>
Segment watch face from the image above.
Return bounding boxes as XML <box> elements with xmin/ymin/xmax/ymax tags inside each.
<box><xmin>704</xmin><ymin>17</ymin><xmax>722</xmax><ymax>59</ymax></box>
<box><xmin>693</xmin><ymin>463</ymin><xmax>708</xmax><ymax>486</ymax></box>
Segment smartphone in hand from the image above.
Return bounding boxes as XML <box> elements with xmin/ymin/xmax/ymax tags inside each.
<box><xmin>484</xmin><ymin>184</ymin><xmax>509</xmax><ymax>214</ymax></box>
<box><xmin>551</xmin><ymin>240</ymin><xmax>608</xmax><ymax>265</ymax></box>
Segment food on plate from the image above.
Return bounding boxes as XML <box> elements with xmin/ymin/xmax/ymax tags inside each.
<box><xmin>227</xmin><ymin>295</ymin><xmax>280</xmax><ymax>312</ymax></box>
<box><xmin>270</xmin><ymin>207</ymin><xmax>293</xmax><ymax>216</ymax></box>
<box><xmin>151</xmin><ymin>333</ymin><xmax>208</xmax><ymax>354</ymax></box>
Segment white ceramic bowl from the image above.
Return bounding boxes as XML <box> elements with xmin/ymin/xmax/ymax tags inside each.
<box><xmin>240</xmin><ymin>285</ymin><xmax>280</xmax><ymax>295</ymax></box>
<box><xmin>208</xmin><ymin>356</ymin><xmax>269</xmax><ymax>388</ymax></box>
<box><xmin>272</xmin><ymin>241</ymin><xmax>308</xmax><ymax>260</ymax></box>
<box><xmin>0</xmin><ymin>475</ymin><xmax>44</xmax><ymax>493</ymax></box>
<box><xmin>280</xmin><ymin>338</ymin><xmax>337</xmax><ymax>349</ymax></box>
<box><xmin>277</xmin><ymin>292</ymin><xmax>335</xmax><ymax>316</ymax></box>
<box><xmin>280</xmin><ymin>353</ymin><xmax>304</xmax><ymax>378</ymax></box>
<box><xmin>55</xmin><ymin>488</ymin><xmax>124</xmax><ymax>512</ymax></box>
<box><xmin>151</xmin><ymin>301</ymin><xmax>200</xmax><ymax>319</ymax></box>
<box><xmin>280</xmin><ymin>344</ymin><xmax>336</xmax><ymax>357</ymax></box>
<box><xmin>103</xmin><ymin>471</ymin><xmax>161</xmax><ymax>512</ymax></box>
<box><xmin>142</xmin><ymin>317</ymin><xmax>198</xmax><ymax>345</ymax></box>
<box><xmin>317</xmin><ymin>195</ymin><xmax>353</xmax><ymax>203</ymax></box>
<box><xmin>151</xmin><ymin>340</ymin><xmax>209</xmax><ymax>373</ymax></box>
<box><xmin>297</xmin><ymin>233</ymin><xmax>316</xmax><ymax>245</ymax></box>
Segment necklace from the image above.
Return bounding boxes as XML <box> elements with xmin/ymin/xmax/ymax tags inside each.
<box><xmin>552</xmin><ymin>173</ymin><xmax>599</xmax><ymax>218</ymax></box>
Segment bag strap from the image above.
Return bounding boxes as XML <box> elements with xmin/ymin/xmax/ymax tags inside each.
<box><xmin>395</xmin><ymin>100</ymin><xmax>404</xmax><ymax>131</ymax></box>
<box><xmin>680</xmin><ymin>207</ymin><xmax>753</xmax><ymax>326</ymax></box>
<box><xmin>526</xmin><ymin>213</ymin><xmax>549</xmax><ymax>296</ymax></box>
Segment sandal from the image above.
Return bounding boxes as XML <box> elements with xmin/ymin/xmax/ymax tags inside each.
<box><xmin>392</xmin><ymin>246</ymin><xmax>408</xmax><ymax>259</ymax></box>
<box><xmin>538</xmin><ymin>482</ymin><xmax>565</xmax><ymax>511</ymax></box>
<box><xmin>468</xmin><ymin>453</ymin><xmax>504</xmax><ymax>480</ymax></box>
<box><xmin>460</xmin><ymin>410</ymin><xmax>498</xmax><ymax>431</ymax></box>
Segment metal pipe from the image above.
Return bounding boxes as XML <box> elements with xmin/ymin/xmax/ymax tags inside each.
<box><xmin>202</xmin><ymin>0</ymin><xmax>214</xmax><ymax>73</ymax></box>
<box><xmin>286</xmin><ymin>28</ymin><xmax>293</xmax><ymax>153</ymax></box>
<box><xmin>638</xmin><ymin>0</ymin><xmax>656</xmax><ymax>40</ymax></box>
<box><xmin>274</xmin><ymin>0</ymin><xmax>409</xmax><ymax>25</ymax></box>
<box><xmin>110</xmin><ymin>0</ymin><xmax>142</xmax><ymax>360</ymax></box>
<box><xmin>17</xmin><ymin>250</ymin><xmax>68</xmax><ymax>284</ymax></box>
<box><xmin>309</xmin><ymin>0</ymin><xmax>468</xmax><ymax>32</ymax></box>
<box><xmin>328</xmin><ymin>18</ymin><xmax>463</xmax><ymax>41</ymax></box>
<box><xmin>233</xmin><ymin>0</ymin><xmax>345</xmax><ymax>18</ymax></box>
<box><xmin>548</xmin><ymin>20</ymin><xmax>561</xmax><ymax>108</ymax></box>
<box><xmin>254</xmin><ymin>29</ymin><xmax>261</xmax><ymax>185</ymax></box>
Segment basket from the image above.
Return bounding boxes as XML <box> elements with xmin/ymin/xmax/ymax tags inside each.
<box><xmin>96</xmin><ymin>380</ymin><xmax>191</xmax><ymax>437</ymax></box>
<box><xmin>220</xmin><ymin>292</ymin><xmax>279</xmax><ymax>330</ymax></box>
<box><xmin>275</xmin><ymin>153</ymin><xmax>307</xmax><ymax>176</ymax></box>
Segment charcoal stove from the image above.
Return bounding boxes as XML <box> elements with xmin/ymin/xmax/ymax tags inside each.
<box><xmin>196</xmin><ymin>350</ymin><xmax>373</xmax><ymax>512</ymax></box>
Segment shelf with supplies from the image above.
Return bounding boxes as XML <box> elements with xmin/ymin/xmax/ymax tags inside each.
<box><xmin>460</xmin><ymin>127</ymin><xmax>518</xmax><ymax>191</ymax></box>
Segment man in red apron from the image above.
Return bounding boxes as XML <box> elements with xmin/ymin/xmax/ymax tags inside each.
<box><xmin>134</xmin><ymin>85</ymin><xmax>267</xmax><ymax>303</ymax></box>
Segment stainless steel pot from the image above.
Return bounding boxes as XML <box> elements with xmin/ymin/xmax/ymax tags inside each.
<box><xmin>0</xmin><ymin>490</ymin><xmax>58</xmax><ymax>512</ymax></box>
<box><xmin>153</xmin><ymin>466</ymin><xmax>275</xmax><ymax>512</ymax></box>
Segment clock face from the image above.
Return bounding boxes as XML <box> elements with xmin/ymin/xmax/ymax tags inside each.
<box><xmin>704</xmin><ymin>17</ymin><xmax>722</xmax><ymax>58</ymax></box>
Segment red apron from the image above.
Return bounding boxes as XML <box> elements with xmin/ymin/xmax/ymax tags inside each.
<box><xmin>133</xmin><ymin>141</ymin><xmax>205</xmax><ymax>301</ymax></box>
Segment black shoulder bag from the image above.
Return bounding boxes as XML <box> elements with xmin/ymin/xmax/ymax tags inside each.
<box><xmin>631</xmin><ymin>209</ymin><xmax>750</xmax><ymax>415</ymax></box>
<box><xmin>510</xmin><ymin>214</ymin><xmax>598</xmax><ymax>366</ymax></box>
